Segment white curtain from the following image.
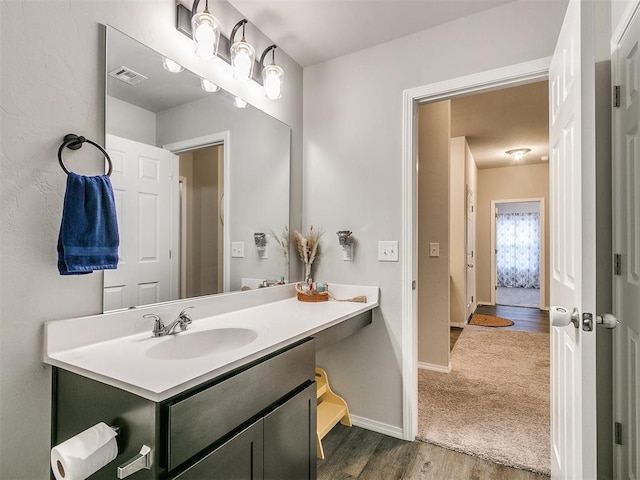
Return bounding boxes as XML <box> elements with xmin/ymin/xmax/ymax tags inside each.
<box><xmin>496</xmin><ymin>212</ymin><xmax>540</xmax><ymax>289</ymax></box>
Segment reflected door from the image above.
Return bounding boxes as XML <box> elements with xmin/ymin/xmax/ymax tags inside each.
<box><xmin>104</xmin><ymin>134</ymin><xmax>176</xmax><ymax>311</ymax></box>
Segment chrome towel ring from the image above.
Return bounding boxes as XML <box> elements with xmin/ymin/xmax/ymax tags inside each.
<box><xmin>58</xmin><ymin>133</ymin><xmax>113</xmax><ymax>176</ymax></box>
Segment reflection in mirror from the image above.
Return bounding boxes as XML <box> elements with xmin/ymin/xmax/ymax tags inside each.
<box><xmin>104</xmin><ymin>26</ymin><xmax>291</xmax><ymax>312</ymax></box>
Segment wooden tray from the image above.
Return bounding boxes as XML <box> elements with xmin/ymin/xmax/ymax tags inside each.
<box><xmin>297</xmin><ymin>291</ymin><xmax>329</xmax><ymax>302</ymax></box>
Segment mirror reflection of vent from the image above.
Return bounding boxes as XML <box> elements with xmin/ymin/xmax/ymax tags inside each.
<box><xmin>108</xmin><ymin>66</ymin><xmax>148</xmax><ymax>85</ymax></box>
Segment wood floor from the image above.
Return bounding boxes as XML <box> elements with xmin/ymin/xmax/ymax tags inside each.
<box><xmin>317</xmin><ymin>424</ymin><xmax>549</xmax><ymax>480</ymax></box>
<box><xmin>318</xmin><ymin>305</ymin><xmax>552</xmax><ymax>479</ymax></box>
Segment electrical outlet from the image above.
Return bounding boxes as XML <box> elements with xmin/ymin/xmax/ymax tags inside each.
<box><xmin>231</xmin><ymin>242</ymin><xmax>244</xmax><ymax>258</ymax></box>
<box><xmin>378</xmin><ymin>241</ymin><xmax>399</xmax><ymax>262</ymax></box>
<box><xmin>429</xmin><ymin>242</ymin><xmax>439</xmax><ymax>257</ymax></box>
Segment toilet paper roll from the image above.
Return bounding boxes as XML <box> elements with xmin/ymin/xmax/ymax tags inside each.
<box><xmin>51</xmin><ymin>422</ymin><xmax>118</xmax><ymax>480</ymax></box>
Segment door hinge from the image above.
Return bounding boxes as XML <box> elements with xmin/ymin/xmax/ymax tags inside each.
<box><xmin>614</xmin><ymin>254</ymin><xmax>621</xmax><ymax>276</ymax></box>
<box><xmin>613</xmin><ymin>85</ymin><xmax>621</xmax><ymax>108</ymax></box>
<box><xmin>471</xmin><ymin>295</ymin><xmax>474</xmax><ymax>302</ymax></box>
<box><xmin>471</xmin><ymin>251</ymin><xmax>474</xmax><ymax>258</ymax></box>
<box><xmin>615</xmin><ymin>422</ymin><xmax>623</xmax><ymax>445</ymax></box>
<box><xmin>169</xmin><ymin>250</ymin><xmax>172</xmax><ymax>259</ymax></box>
<box><xmin>412</xmin><ymin>280</ymin><xmax>416</xmax><ymax>290</ymax></box>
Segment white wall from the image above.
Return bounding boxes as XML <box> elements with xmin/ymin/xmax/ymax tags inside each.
<box><xmin>308</xmin><ymin>0</ymin><xmax>567</xmax><ymax>433</ymax></box>
<box><xmin>156</xmin><ymin>96</ymin><xmax>291</xmax><ymax>289</ymax></box>
<box><xmin>106</xmin><ymin>95</ymin><xmax>156</xmax><ymax>145</ymax></box>
<box><xmin>0</xmin><ymin>1</ymin><xmax>303</xmax><ymax>478</ymax></box>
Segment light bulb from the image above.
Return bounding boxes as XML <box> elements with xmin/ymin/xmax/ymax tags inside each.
<box><xmin>263</xmin><ymin>64</ymin><xmax>284</xmax><ymax>100</ymax></box>
<box><xmin>201</xmin><ymin>78</ymin><xmax>219</xmax><ymax>92</ymax></box>
<box><xmin>191</xmin><ymin>11</ymin><xmax>220</xmax><ymax>59</ymax></box>
<box><xmin>233</xmin><ymin>50</ymin><xmax>252</xmax><ymax>81</ymax></box>
<box><xmin>234</xmin><ymin>97</ymin><xmax>248</xmax><ymax>108</ymax></box>
<box><xmin>162</xmin><ymin>57</ymin><xmax>184</xmax><ymax>73</ymax></box>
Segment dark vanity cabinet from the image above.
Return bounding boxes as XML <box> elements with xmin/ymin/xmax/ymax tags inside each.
<box><xmin>52</xmin><ymin>339</ymin><xmax>317</xmax><ymax>480</ymax></box>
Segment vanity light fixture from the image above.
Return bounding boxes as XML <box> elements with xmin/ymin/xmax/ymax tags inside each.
<box><xmin>260</xmin><ymin>45</ymin><xmax>284</xmax><ymax>100</ymax></box>
<box><xmin>200</xmin><ymin>78</ymin><xmax>220</xmax><ymax>92</ymax></box>
<box><xmin>234</xmin><ymin>96</ymin><xmax>248</xmax><ymax>108</ymax></box>
<box><xmin>162</xmin><ymin>57</ymin><xmax>184</xmax><ymax>73</ymax></box>
<box><xmin>191</xmin><ymin>0</ymin><xmax>221</xmax><ymax>60</ymax></box>
<box><xmin>506</xmin><ymin>148</ymin><xmax>531</xmax><ymax>161</ymax></box>
<box><xmin>230</xmin><ymin>20</ymin><xmax>255</xmax><ymax>82</ymax></box>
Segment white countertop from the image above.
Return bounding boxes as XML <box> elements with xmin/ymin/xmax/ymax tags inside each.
<box><xmin>44</xmin><ymin>284</ymin><xmax>378</xmax><ymax>402</ymax></box>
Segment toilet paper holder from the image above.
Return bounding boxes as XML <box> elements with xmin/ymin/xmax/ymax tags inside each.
<box><xmin>117</xmin><ymin>444</ymin><xmax>152</xmax><ymax>479</ymax></box>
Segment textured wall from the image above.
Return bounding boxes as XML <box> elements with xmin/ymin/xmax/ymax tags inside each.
<box><xmin>0</xmin><ymin>2</ymin><xmax>303</xmax><ymax>478</ymax></box>
<box><xmin>307</xmin><ymin>0</ymin><xmax>566</xmax><ymax>433</ymax></box>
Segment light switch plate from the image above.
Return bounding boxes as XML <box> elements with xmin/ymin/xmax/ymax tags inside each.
<box><xmin>378</xmin><ymin>241</ymin><xmax>399</xmax><ymax>262</ymax></box>
<box><xmin>429</xmin><ymin>242</ymin><xmax>440</xmax><ymax>257</ymax></box>
<box><xmin>231</xmin><ymin>242</ymin><xmax>244</xmax><ymax>258</ymax></box>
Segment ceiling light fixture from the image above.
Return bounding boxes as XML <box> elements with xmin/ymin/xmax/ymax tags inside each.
<box><xmin>230</xmin><ymin>19</ymin><xmax>255</xmax><ymax>82</ymax></box>
<box><xmin>506</xmin><ymin>148</ymin><xmax>531</xmax><ymax>161</ymax></box>
<box><xmin>191</xmin><ymin>0</ymin><xmax>221</xmax><ymax>60</ymax></box>
<box><xmin>260</xmin><ymin>45</ymin><xmax>284</xmax><ymax>100</ymax></box>
<box><xmin>200</xmin><ymin>78</ymin><xmax>220</xmax><ymax>92</ymax></box>
<box><xmin>162</xmin><ymin>57</ymin><xmax>184</xmax><ymax>73</ymax></box>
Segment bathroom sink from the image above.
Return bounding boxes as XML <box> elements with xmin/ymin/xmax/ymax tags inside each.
<box><xmin>145</xmin><ymin>328</ymin><xmax>259</xmax><ymax>360</ymax></box>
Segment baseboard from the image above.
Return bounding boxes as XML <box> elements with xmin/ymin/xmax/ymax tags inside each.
<box><xmin>350</xmin><ymin>414</ymin><xmax>404</xmax><ymax>440</ymax></box>
<box><xmin>449</xmin><ymin>322</ymin><xmax>466</xmax><ymax>328</ymax></box>
<box><xmin>477</xmin><ymin>302</ymin><xmax>493</xmax><ymax>306</ymax></box>
<box><xmin>418</xmin><ymin>361</ymin><xmax>452</xmax><ymax>373</ymax></box>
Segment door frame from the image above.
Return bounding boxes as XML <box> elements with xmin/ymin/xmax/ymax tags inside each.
<box><xmin>163</xmin><ymin>131</ymin><xmax>231</xmax><ymax>292</ymax></box>
<box><xmin>401</xmin><ymin>58</ymin><xmax>551</xmax><ymax>440</ymax></box>
<box><xmin>490</xmin><ymin>198</ymin><xmax>546</xmax><ymax>310</ymax></box>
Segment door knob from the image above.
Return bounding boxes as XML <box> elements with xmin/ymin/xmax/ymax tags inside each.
<box><xmin>596</xmin><ymin>313</ymin><xmax>619</xmax><ymax>329</ymax></box>
<box><xmin>551</xmin><ymin>306</ymin><xmax>580</xmax><ymax>328</ymax></box>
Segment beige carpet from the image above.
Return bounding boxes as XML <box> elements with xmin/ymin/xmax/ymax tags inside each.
<box><xmin>417</xmin><ymin>325</ymin><xmax>550</xmax><ymax>476</ymax></box>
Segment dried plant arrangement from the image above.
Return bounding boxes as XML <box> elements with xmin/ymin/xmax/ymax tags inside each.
<box><xmin>270</xmin><ymin>226</ymin><xmax>290</xmax><ymax>265</ymax></box>
<box><xmin>292</xmin><ymin>225</ymin><xmax>323</xmax><ymax>281</ymax></box>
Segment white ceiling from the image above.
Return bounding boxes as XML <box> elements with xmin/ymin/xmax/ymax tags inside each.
<box><xmin>227</xmin><ymin>0</ymin><xmax>517</xmax><ymax>67</ymax></box>
<box><xmin>224</xmin><ymin>1</ymin><xmax>549</xmax><ymax>170</ymax></box>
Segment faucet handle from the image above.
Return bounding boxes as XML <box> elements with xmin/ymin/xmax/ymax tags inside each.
<box><xmin>144</xmin><ymin>314</ymin><xmax>164</xmax><ymax>337</ymax></box>
<box><xmin>178</xmin><ymin>306</ymin><xmax>194</xmax><ymax>324</ymax></box>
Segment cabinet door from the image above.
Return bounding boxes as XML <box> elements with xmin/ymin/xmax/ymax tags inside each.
<box><xmin>263</xmin><ymin>383</ymin><xmax>317</xmax><ymax>480</ymax></box>
<box><xmin>171</xmin><ymin>421</ymin><xmax>264</xmax><ymax>480</ymax></box>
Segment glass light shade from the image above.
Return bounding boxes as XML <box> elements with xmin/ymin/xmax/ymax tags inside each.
<box><xmin>201</xmin><ymin>78</ymin><xmax>220</xmax><ymax>92</ymax></box>
<box><xmin>162</xmin><ymin>57</ymin><xmax>184</xmax><ymax>73</ymax></box>
<box><xmin>231</xmin><ymin>40</ymin><xmax>256</xmax><ymax>81</ymax></box>
<box><xmin>262</xmin><ymin>63</ymin><xmax>284</xmax><ymax>100</ymax></box>
<box><xmin>506</xmin><ymin>148</ymin><xmax>531</xmax><ymax>161</ymax></box>
<box><xmin>191</xmin><ymin>11</ymin><xmax>221</xmax><ymax>59</ymax></box>
<box><xmin>234</xmin><ymin>96</ymin><xmax>248</xmax><ymax>108</ymax></box>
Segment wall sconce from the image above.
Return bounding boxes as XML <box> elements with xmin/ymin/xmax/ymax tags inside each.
<box><xmin>337</xmin><ymin>230</ymin><xmax>354</xmax><ymax>261</ymax></box>
<box><xmin>230</xmin><ymin>19</ymin><xmax>255</xmax><ymax>82</ymax></box>
<box><xmin>190</xmin><ymin>0</ymin><xmax>221</xmax><ymax>59</ymax></box>
<box><xmin>260</xmin><ymin>45</ymin><xmax>284</xmax><ymax>100</ymax></box>
<box><xmin>254</xmin><ymin>233</ymin><xmax>268</xmax><ymax>259</ymax></box>
<box><xmin>506</xmin><ymin>148</ymin><xmax>531</xmax><ymax>161</ymax></box>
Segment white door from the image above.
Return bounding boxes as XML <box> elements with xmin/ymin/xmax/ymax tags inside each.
<box><xmin>466</xmin><ymin>186</ymin><xmax>476</xmax><ymax>320</ymax></box>
<box><xmin>103</xmin><ymin>134</ymin><xmax>177</xmax><ymax>311</ymax></box>
<box><xmin>613</xmin><ymin>9</ymin><xmax>640</xmax><ymax>477</ymax></box>
<box><xmin>549</xmin><ymin>0</ymin><xmax>597</xmax><ymax>478</ymax></box>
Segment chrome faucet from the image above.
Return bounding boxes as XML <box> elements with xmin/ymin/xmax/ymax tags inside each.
<box><xmin>144</xmin><ymin>306</ymin><xmax>194</xmax><ymax>337</ymax></box>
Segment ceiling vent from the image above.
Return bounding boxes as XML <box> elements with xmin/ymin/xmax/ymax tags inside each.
<box><xmin>108</xmin><ymin>66</ymin><xmax>148</xmax><ymax>85</ymax></box>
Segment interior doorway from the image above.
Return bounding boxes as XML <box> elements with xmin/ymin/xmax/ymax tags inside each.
<box><xmin>491</xmin><ymin>199</ymin><xmax>545</xmax><ymax>309</ymax></box>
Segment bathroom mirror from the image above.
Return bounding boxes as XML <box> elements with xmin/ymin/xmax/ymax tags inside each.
<box><xmin>103</xmin><ymin>26</ymin><xmax>290</xmax><ymax>312</ymax></box>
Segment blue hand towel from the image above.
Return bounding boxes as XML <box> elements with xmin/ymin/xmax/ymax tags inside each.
<box><xmin>57</xmin><ymin>173</ymin><xmax>119</xmax><ymax>275</ymax></box>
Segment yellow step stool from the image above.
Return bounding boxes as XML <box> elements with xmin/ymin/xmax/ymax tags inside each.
<box><xmin>315</xmin><ymin>367</ymin><xmax>352</xmax><ymax>459</ymax></box>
